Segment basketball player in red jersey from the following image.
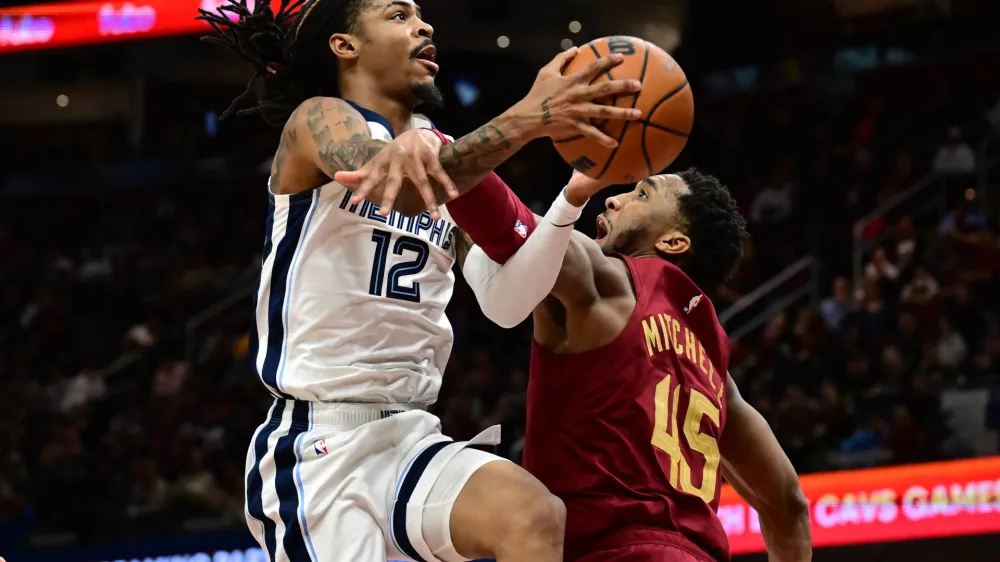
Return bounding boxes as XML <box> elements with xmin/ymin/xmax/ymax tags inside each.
<box><xmin>469</xmin><ymin>171</ymin><xmax>812</xmax><ymax>561</ymax></box>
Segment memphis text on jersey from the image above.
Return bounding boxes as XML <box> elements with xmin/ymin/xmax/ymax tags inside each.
<box><xmin>339</xmin><ymin>190</ymin><xmax>455</xmax><ymax>250</ymax></box>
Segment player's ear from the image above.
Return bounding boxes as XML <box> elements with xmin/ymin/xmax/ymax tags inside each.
<box><xmin>330</xmin><ymin>33</ymin><xmax>360</xmax><ymax>61</ymax></box>
<box><xmin>655</xmin><ymin>230</ymin><xmax>690</xmax><ymax>256</ymax></box>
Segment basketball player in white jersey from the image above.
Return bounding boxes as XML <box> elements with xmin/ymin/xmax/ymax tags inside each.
<box><xmin>199</xmin><ymin>1</ymin><xmax>641</xmax><ymax>561</ymax></box>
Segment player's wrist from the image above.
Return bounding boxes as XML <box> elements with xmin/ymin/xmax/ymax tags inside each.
<box><xmin>501</xmin><ymin>101</ymin><xmax>546</xmax><ymax>141</ymax></box>
<box><xmin>547</xmin><ymin>188</ymin><xmax>586</xmax><ymax>227</ymax></box>
<box><xmin>422</xmin><ymin>128</ymin><xmax>451</xmax><ymax>146</ymax></box>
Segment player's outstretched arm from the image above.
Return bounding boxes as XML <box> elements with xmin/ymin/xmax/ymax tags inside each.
<box><xmin>720</xmin><ymin>374</ymin><xmax>812</xmax><ymax>562</ymax></box>
<box><xmin>334</xmin><ymin>49</ymin><xmax>642</xmax><ymax>217</ymax></box>
<box><xmin>461</xmin><ymin>171</ymin><xmax>628</xmax><ymax>329</ymax></box>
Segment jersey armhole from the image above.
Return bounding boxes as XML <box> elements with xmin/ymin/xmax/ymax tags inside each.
<box><xmin>615</xmin><ymin>253</ymin><xmax>646</xmax><ymax>306</ymax></box>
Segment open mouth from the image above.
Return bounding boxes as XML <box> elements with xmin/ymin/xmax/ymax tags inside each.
<box><xmin>595</xmin><ymin>215</ymin><xmax>609</xmax><ymax>242</ymax></box>
<box><xmin>414</xmin><ymin>45</ymin><xmax>439</xmax><ymax>73</ymax></box>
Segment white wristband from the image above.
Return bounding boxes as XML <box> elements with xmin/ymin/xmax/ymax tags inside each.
<box><xmin>548</xmin><ymin>188</ymin><xmax>587</xmax><ymax>227</ymax></box>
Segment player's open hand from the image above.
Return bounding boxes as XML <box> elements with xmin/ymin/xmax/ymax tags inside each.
<box><xmin>514</xmin><ymin>47</ymin><xmax>643</xmax><ymax>148</ymax></box>
<box><xmin>564</xmin><ymin>169</ymin><xmax>613</xmax><ymax>206</ymax></box>
<box><xmin>334</xmin><ymin>129</ymin><xmax>458</xmax><ymax>220</ymax></box>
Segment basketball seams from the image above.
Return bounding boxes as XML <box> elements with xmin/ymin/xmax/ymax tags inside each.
<box><xmin>641</xmin><ymin>79</ymin><xmax>691</xmax><ymax>176</ymax></box>
<box><xmin>588</xmin><ymin>41</ymin><xmax>617</xmax><ymax>133</ymax></box>
<box><xmin>594</xmin><ymin>39</ymin><xmax>650</xmax><ymax>180</ymax></box>
<box><xmin>642</xmin><ymin>120</ymin><xmax>689</xmax><ymax>138</ymax></box>
<box><xmin>554</xmin><ymin>37</ymin><xmax>692</xmax><ymax>182</ymax></box>
<box><xmin>553</xmin><ymin>41</ymin><xmax>618</xmax><ymax>144</ymax></box>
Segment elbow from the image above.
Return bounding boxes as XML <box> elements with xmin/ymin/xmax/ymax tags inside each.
<box><xmin>783</xmin><ymin>485</ymin><xmax>810</xmax><ymax>523</ymax></box>
<box><xmin>757</xmin><ymin>484</ymin><xmax>809</xmax><ymax>534</ymax></box>
<box><xmin>481</xmin><ymin>303</ymin><xmax>528</xmax><ymax>329</ymax></box>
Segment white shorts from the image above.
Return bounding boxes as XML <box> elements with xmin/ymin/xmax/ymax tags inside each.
<box><xmin>244</xmin><ymin>399</ymin><xmax>507</xmax><ymax>562</ymax></box>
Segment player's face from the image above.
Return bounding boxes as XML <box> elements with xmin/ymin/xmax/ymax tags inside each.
<box><xmin>595</xmin><ymin>174</ymin><xmax>691</xmax><ymax>258</ymax></box>
<box><xmin>353</xmin><ymin>1</ymin><xmax>441</xmax><ymax>107</ymax></box>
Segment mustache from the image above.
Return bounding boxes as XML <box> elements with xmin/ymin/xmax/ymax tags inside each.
<box><xmin>409</xmin><ymin>39</ymin><xmax>435</xmax><ymax>59</ymax></box>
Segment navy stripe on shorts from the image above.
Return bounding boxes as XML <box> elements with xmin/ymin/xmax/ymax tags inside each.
<box><xmin>392</xmin><ymin>441</ymin><xmax>451</xmax><ymax>562</ymax></box>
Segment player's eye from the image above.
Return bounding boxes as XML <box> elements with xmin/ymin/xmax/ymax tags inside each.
<box><xmin>639</xmin><ymin>189</ymin><xmax>648</xmax><ymax>200</ymax></box>
<box><xmin>391</xmin><ymin>11</ymin><xmax>406</xmax><ymax>20</ymax></box>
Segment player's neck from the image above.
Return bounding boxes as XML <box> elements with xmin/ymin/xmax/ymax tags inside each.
<box><xmin>340</xmin><ymin>81</ymin><xmax>414</xmax><ymax>136</ymax></box>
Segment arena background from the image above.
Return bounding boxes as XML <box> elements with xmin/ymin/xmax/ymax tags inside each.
<box><xmin>1</xmin><ymin>0</ymin><xmax>999</xmax><ymax>561</ymax></box>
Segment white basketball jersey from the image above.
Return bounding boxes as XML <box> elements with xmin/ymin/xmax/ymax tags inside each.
<box><xmin>250</xmin><ymin>104</ymin><xmax>457</xmax><ymax>404</ymax></box>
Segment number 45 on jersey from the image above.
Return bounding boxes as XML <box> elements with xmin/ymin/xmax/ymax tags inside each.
<box><xmin>652</xmin><ymin>373</ymin><xmax>722</xmax><ymax>504</ymax></box>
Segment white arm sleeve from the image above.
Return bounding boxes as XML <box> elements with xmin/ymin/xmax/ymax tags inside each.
<box><xmin>461</xmin><ymin>189</ymin><xmax>587</xmax><ymax>328</ymax></box>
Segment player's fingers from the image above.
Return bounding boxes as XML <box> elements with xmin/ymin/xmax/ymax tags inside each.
<box><xmin>336</xmin><ymin>170</ymin><xmax>365</xmax><ymax>187</ymax></box>
<box><xmin>574</xmin><ymin>121</ymin><xmax>618</xmax><ymax>149</ymax></box>
<box><xmin>402</xmin><ymin>155</ymin><xmax>438</xmax><ymax>218</ymax></box>
<box><xmin>426</xmin><ymin>157</ymin><xmax>458</xmax><ymax>200</ymax></box>
<box><xmin>576</xmin><ymin>103</ymin><xmax>642</xmax><ymax>122</ymax></box>
<box><xmin>379</xmin><ymin>157</ymin><xmax>406</xmax><ymax>216</ymax></box>
<box><xmin>347</xmin><ymin>164</ymin><xmax>378</xmax><ymax>205</ymax></box>
<box><xmin>570</xmin><ymin>53</ymin><xmax>624</xmax><ymax>82</ymax></box>
<box><xmin>581</xmin><ymin>79</ymin><xmax>643</xmax><ymax>100</ymax></box>
<box><xmin>542</xmin><ymin>46</ymin><xmax>580</xmax><ymax>74</ymax></box>
<box><xmin>354</xmin><ymin>160</ymin><xmax>387</xmax><ymax>205</ymax></box>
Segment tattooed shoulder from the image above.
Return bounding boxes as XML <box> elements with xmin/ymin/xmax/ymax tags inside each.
<box><xmin>291</xmin><ymin>97</ymin><xmax>388</xmax><ymax>176</ymax></box>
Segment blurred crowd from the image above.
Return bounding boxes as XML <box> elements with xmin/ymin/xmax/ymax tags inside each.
<box><xmin>2</xmin><ymin>42</ymin><xmax>1000</xmax><ymax>554</ymax></box>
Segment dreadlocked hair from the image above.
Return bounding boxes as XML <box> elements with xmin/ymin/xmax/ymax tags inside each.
<box><xmin>197</xmin><ymin>0</ymin><xmax>369</xmax><ymax>127</ymax></box>
<box><xmin>674</xmin><ymin>168</ymin><xmax>749</xmax><ymax>290</ymax></box>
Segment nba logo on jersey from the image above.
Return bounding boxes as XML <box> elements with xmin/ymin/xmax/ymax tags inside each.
<box><xmin>514</xmin><ymin>219</ymin><xmax>529</xmax><ymax>238</ymax></box>
<box><xmin>684</xmin><ymin>294</ymin><xmax>703</xmax><ymax>314</ymax></box>
<box><xmin>314</xmin><ymin>439</ymin><xmax>329</xmax><ymax>456</ymax></box>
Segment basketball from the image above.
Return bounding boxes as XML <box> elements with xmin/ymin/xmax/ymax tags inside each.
<box><xmin>554</xmin><ymin>36</ymin><xmax>694</xmax><ymax>185</ymax></box>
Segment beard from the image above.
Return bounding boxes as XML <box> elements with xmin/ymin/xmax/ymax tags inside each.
<box><xmin>604</xmin><ymin>226</ymin><xmax>647</xmax><ymax>257</ymax></box>
<box><xmin>412</xmin><ymin>81</ymin><xmax>445</xmax><ymax>112</ymax></box>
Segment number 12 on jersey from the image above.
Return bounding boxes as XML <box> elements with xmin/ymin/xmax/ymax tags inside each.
<box><xmin>652</xmin><ymin>373</ymin><xmax>722</xmax><ymax>504</ymax></box>
<box><xmin>368</xmin><ymin>228</ymin><xmax>429</xmax><ymax>303</ymax></box>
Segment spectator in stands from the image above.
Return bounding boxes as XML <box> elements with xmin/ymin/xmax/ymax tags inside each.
<box><xmin>820</xmin><ymin>276</ymin><xmax>854</xmax><ymax>332</ymax></box>
<box><xmin>935</xmin><ymin>317</ymin><xmax>968</xmax><ymax>370</ymax></box>
<box><xmin>749</xmin><ymin>160</ymin><xmax>795</xmax><ymax>225</ymax></box>
<box><xmin>933</xmin><ymin>127</ymin><xmax>977</xmax><ymax>175</ymax></box>
<box><xmin>901</xmin><ymin>266</ymin><xmax>940</xmax><ymax>305</ymax></box>
<box><xmin>865</xmin><ymin>247</ymin><xmax>900</xmax><ymax>284</ymax></box>
<box><xmin>126</xmin><ymin>458</ymin><xmax>170</xmax><ymax>530</ymax></box>
<box><xmin>893</xmin><ymin>216</ymin><xmax>920</xmax><ymax>272</ymax></box>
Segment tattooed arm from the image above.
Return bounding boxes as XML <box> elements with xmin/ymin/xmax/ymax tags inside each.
<box><xmin>275</xmin><ymin>96</ymin><xmax>535</xmax><ymax>216</ymax></box>
<box><xmin>311</xmin><ymin>49</ymin><xmax>644</xmax><ymax>216</ymax></box>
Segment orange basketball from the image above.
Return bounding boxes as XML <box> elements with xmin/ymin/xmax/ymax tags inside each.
<box><xmin>554</xmin><ymin>36</ymin><xmax>694</xmax><ymax>184</ymax></box>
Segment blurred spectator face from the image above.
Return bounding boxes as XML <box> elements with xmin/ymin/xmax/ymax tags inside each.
<box><xmin>872</xmin><ymin>247</ymin><xmax>888</xmax><ymax>265</ymax></box>
<box><xmin>793</xmin><ymin>307</ymin><xmax>813</xmax><ymax>336</ymax></box>
<box><xmin>882</xmin><ymin>346</ymin><xmax>905</xmax><ymax>375</ymax></box>
<box><xmin>897</xmin><ymin>216</ymin><xmax>915</xmax><ymax>239</ymax></box>
<box><xmin>133</xmin><ymin>457</ymin><xmax>157</xmax><ymax>483</ymax></box>
<box><xmin>862</xmin><ymin>279</ymin><xmax>882</xmax><ymax>306</ymax></box>
<box><xmin>819</xmin><ymin>383</ymin><xmax>840</xmax><ymax>410</ymax></box>
<box><xmin>891</xmin><ymin>407</ymin><xmax>915</xmax><ymax>441</ymax></box>
<box><xmin>898</xmin><ymin>312</ymin><xmax>917</xmax><ymax>335</ymax></box>
<box><xmin>832</xmin><ymin>277</ymin><xmax>849</xmax><ymax>301</ymax></box>
<box><xmin>847</xmin><ymin>354</ymin><xmax>870</xmax><ymax>377</ymax></box>
<box><xmin>952</xmin><ymin>283</ymin><xmax>970</xmax><ymax>304</ymax></box>
<box><xmin>763</xmin><ymin>312</ymin><xmax>788</xmax><ymax>343</ymax></box>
